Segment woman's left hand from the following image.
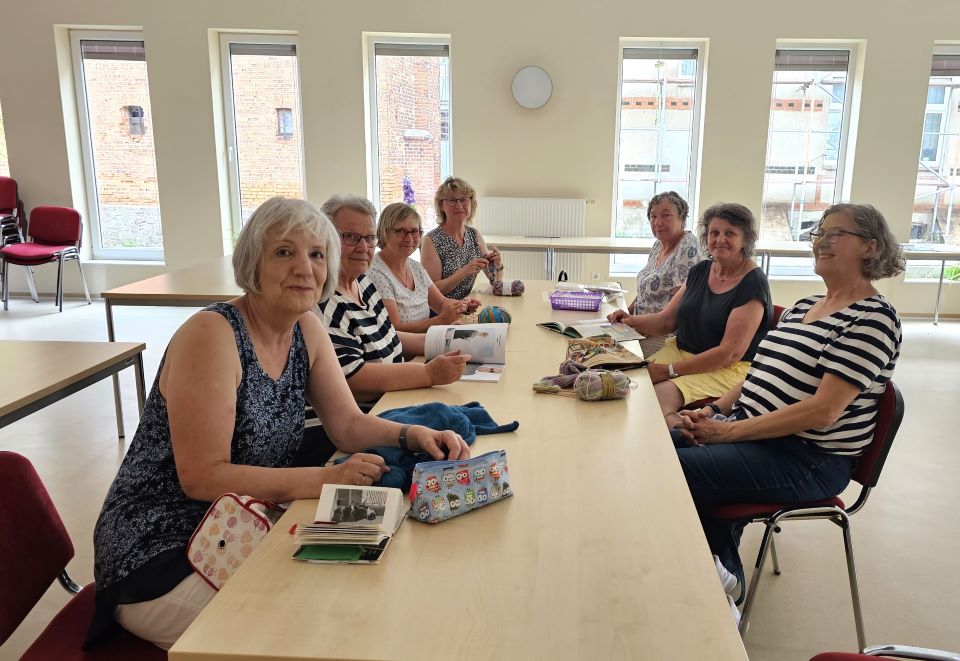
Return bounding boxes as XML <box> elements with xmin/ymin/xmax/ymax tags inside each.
<box><xmin>409</xmin><ymin>425</ymin><xmax>471</xmax><ymax>460</ymax></box>
<box><xmin>647</xmin><ymin>361</ymin><xmax>670</xmax><ymax>384</ymax></box>
<box><xmin>675</xmin><ymin>413</ymin><xmax>736</xmax><ymax>445</ymax></box>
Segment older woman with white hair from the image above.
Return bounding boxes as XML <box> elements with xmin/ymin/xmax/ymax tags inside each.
<box><xmin>317</xmin><ymin>194</ymin><xmax>469</xmax><ymax>407</ymax></box>
<box><xmin>88</xmin><ymin>197</ymin><xmax>469</xmax><ymax>650</ymax></box>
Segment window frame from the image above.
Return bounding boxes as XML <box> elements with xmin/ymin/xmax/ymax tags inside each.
<box><xmin>364</xmin><ymin>35</ymin><xmax>452</xmax><ymax>217</ymax></box>
<box><xmin>218</xmin><ymin>33</ymin><xmax>304</xmax><ymax>236</ymax></box>
<box><xmin>611</xmin><ymin>41</ymin><xmax>706</xmax><ymax>239</ymax></box>
<box><xmin>70</xmin><ymin>29</ymin><xmax>164</xmax><ymax>261</ymax></box>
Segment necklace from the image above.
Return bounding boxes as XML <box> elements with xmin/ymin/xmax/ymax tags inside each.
<box><xmin>714</xmin><ymin>260</ymin><xmax>746</xmax><ymax>282</ymax></box>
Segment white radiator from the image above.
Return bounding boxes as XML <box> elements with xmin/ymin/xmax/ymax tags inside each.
<box><xmin>477</xmin><ymin>197</ymin><xmax>585</xmax><ymax>281</ymax></box>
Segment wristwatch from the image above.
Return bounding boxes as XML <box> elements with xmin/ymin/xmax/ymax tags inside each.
<box><xmin>668</xmin><ymin>363</ymin><xmax>678</xmax><ymax>379</ymax></box>
<box><xmin>706</xmin><ymin>402</ymin><xmax>723</xmax><ymax>416</ymax></box>
<box><xmin>398</xmin><ymin>424</ymin><xmax>411</xmax><ymax>451</ymax></box>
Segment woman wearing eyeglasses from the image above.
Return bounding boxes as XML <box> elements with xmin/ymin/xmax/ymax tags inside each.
<box><xmin>316</xmin><ymin>195</ymin><xmax>469</xmax><ymax>408</ymax></box>
<box><xmin>421</xmin><ymin>176</ymin><xmax>503</xmax><ymax>300</ymax></box>
<box><xmin>673</xmin><ymin>203</ymin><xmax>904</xmax><ymax>614</ymax></box>
<box><xmin>368</xmin><ymin>202</ymin><xmax>481</xmax><ymax>332</ymax></box>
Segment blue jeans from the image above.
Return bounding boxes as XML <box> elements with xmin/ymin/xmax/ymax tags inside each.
<box><xmin>673</xmin><ymin>432</ymin><xmax>854</xmax><ymax>588</ymax></box>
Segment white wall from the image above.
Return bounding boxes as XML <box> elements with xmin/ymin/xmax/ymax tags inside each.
<box><xmin>1</xmin><ymin>0</ymin><xmax>959</xmax><ymax>314</ymax></box>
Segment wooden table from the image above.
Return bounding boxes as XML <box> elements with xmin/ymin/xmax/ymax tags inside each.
<box><xmin>0</xmin><ymin>340</ymin><xmax>146</xmax><ymax>438</ymax></box>
<box><xmin>101</xmin><ymin>255</ymin><xmax>240</xmax><ymax>436</ymax></box>
<box><xmin>170</xmin><ymin>282</ymin><xmax>748</xmax><ymax>661</ymax></box>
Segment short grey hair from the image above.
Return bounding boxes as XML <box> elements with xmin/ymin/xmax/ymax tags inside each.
<box><xmin>320</xmin><ymin>194</ymin><xmax>377</xmax><ymax>225</ymax></box>
<box><xmin>647</xmin><ymin>191</ymin><xmax>690</xmax><ymax>222</ymax></box>
<box><xmin>698</xmin><ymin>202</ymin><xmax>758</xmax><ymax>258</ymax></box>
<box><xmin>377</xmin><ymin>202</ymin><xmax>422</xmax><ymax>247</ymax></box>
<box><xmin>820</xmin><ymin>203</ymin><xmax>905</xmax><ymax>280</ymax></box>
<box><xmin>232</xmin><ymin>196</ymin><xmax>340</xmax><ymax>301</ymax></box>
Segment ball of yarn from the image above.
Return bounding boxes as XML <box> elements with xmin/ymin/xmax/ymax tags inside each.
<box><xmin>477</xmin><ymin>305</ymin><xmax>512</xmax><ymax>324</ymax></box>
<box><xmin>573</xmin><ymin>370</ymin><xmax>631</xmax><ymax>401</ymax></box>
<box><xmin>492</xmin><ymin>280</ymin><xmax>525</xmax><ymax>296</ymax></box>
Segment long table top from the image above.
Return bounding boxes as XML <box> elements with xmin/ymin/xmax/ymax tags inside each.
<box><xmin>102</xmin><ymin>255</ymin><xmax>241</xmax><ymax>304</ymax></box>
<box><xmin>170</xmin><ymin>282</ymin><xmax>747</xmax><ymax>661</ymax></box>
<box><xmin>0</xmin><ymin>340</ymin><xmax>145</xmax><ymax>425</ymax></box>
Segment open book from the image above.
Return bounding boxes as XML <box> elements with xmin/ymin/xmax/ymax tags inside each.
<box><xmin>292</xmin><ymin>485</ymin><xmax>405</xmax><ymax>564</ymax></box>
<box><xmin>537</xmin><ymin>318</ymin><xmax>644</xmax><ymax>342</ymax></box>
<box><xmin>425</xmin><ymin>323</ymin><xmax>508</xmax><ymax>382</ymax></box>
<box><xmin>566</xmin><ymin>335</ymin><xmax>648</xmax><ymax>370</ymax></box>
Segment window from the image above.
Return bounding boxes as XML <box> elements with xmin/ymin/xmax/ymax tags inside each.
<box><xmin>760</xmin><ymin>48</ymin><xmax>853</xmax><ymax>250</ymax></box>
<box><xmin>71</xmin><ymin>33</ymin><xmax>163</xmax><ymax>259</ymax></box>
<box><xmin>220</xmin><ymin>36</ymin><xmax>305</xmax><ymax>228</ymax></box>
<box><xmin>367</xmin><ymin>38</ymin><xmax>451</xmax><ymax>229</ymax></box>
<box><xmin>0</xmin><ymin>99</ymin><xmax>8</xmax><ymax>177</ymax></box>
<box><xmin>613</xmin><ymin>45</ymin><xmax>703</xmax><ymax>240</ymax></box>
<box><xmin>276</xmin><ymin>108</ymin><xmax>293</xmax><ymax>138</ymax></box>
<box><xmin>908</xmin><ymin>51</ymin><xmax>960</xmax><ymax>265</ymax></box>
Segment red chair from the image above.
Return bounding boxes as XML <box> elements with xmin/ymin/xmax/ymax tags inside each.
<box><xmin>709</xmin><ymin>381</ymin><xmax>904</xmax><ymax>650</ymax></box>
<box><xmin>0</xmin><ymin>451</ymin><xmax>166</xmax><ymax>660</ymax></box>
<box><xmin>1</xmin><ymin>205</ymin><xmax>91</xmax><ymax>311</ymax></box>
<box><xmin>0</xmin><ymin>176</ymin><xmax>38</xmax><ymax>303</ymax></box>
<box><xmin>811</xmin><ymin>645</ymin><xmax>960</xmax><ymax>660</ymax></box>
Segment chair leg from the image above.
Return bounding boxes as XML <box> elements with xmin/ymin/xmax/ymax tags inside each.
<box><xmin>739</xmin><ymin>521</ymin><xmax>775</xmax><ymax>636</ymax></box>
<box><xmin>770</xmin><ymin>532</ymin><xmax>781</xmax><ymax>575</ymax></box>
<box><xmin>56</xmin><ymin>259</ymin><xmax>64</xmax><ymax>312</ymax></box>
<box><xmin>75</xmin><ymin>257</ymin><xmax>92</xmax><ymax>304</ymax></box>
<box><xmin>840</xmin><ymin>514</ymin><xmax>867</xmax><ymax>651</ymax></box>
<box><xmin>25</xmin><ymin>266</ymin><xmax>39</xmax><ymax>302</ymax></box>
<box><xmin>1</xmin><ymin>258</ymin><xmax>7</xmax><ymax>311</ymax></box>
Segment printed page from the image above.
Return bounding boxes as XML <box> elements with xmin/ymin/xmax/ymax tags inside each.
<box><xmin>425</xmin><ymin>323</ymin><xmax>508</xmax><ymax>363</ymax></box>
<box><xmin>461</xmin><ymin>363</ymin><xmax>505</xmax><ymax>382</ymax></box>
<box><xmin>313</xmin><ymin>485</ymin><xmax>402</xmax><ymax>532</ymax></box>
<box><xmin>570</xmin><ymin>319</ymin><xmax>644</xmax><ymax>342</ymax></box>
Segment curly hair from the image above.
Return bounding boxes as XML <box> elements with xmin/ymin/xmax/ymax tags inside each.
<box><xmin>434</xmin><ymin>176</ymin><xmax>477</xmax><ymax>225</ymax></box>
<box><xmin>647</xmin><ymin>191</ymin><xmax>690</xmax><ymax>223</ymax></box>
<box><xmin>697</xmin><ymin>202</ymin><xmax>758</xmax><ymax>258</ymax></box>
<box><xmin>819</xmin><ymin>203</ymin><xmax>905</xmax><ymax>280</ymax></box>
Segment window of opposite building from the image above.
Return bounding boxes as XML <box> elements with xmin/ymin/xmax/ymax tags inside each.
<box><xmin>71</xmin><ymin>33</ymin><xmax>164</xmax><ymax>259</ymax></box>
<box><xmin>760</xmin><ymin>47</ymin><xmax>854</xmax><ymax>278</ymax></box>
<box><xmin>610</xmin><ymin>44</ymin><xmax>704</xmax><ymax>275</ymax></box>
<box><xmin>367</xmin><ymin>38</ymin><xmax>451</xmax><ymax>231</ymax></box>
<box><xmin>220</xmin><ymin>35</ymin><xmax>305</xmax><ymax>231</ymax></box>
<box><xmin>906</xmin><ymin>49</ymin><xmax>960</xmax><ymax>282</ymax></box>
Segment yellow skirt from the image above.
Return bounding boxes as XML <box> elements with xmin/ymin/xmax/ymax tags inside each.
<box><xmin>647</xmin><ymin>337</ymin><xmax>750</xmax><ymax>405</ymax></box>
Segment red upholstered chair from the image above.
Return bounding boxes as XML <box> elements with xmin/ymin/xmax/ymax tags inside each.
<box><xmin>811</xmin><ymin>644</ymin><xmax>960</xmax><ymax>660</ymax></box>
<box><xmin>0</xmin><ymin>176</ymin><xmax>38</xmax><ymax>303</ymax></box>
<box><xmin>0</xmin><ymin>205</ymin><xmax>91</xmax><ymax>311</ymax></box>
<box><xmin>0</xmin><ymin>451</ymin><xmax>166</xmax><ymax>660</ymax></box>
<box><xmin>709</xmin><ymin>381</ymin><xmax>904</xmax><ymax>650</ymax></box>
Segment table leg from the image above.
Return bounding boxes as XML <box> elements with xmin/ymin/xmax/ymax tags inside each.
<box><xmin>106</xmin><ymin>300</ymin><xmax>126</xmax><ymax>438</ymax></box>
<box><xmin>134</xmin><ymin>351</ymin><xmax>146</xmax><ymax>416</ymax></box>
<box><xmin>935</xmin><ymin>259</ymin><xmax>946</xmax><ymax>325</ymax></box>
<box><xmin>546</xmin><ymin>248</ymin><xmax>556</xmax><ymax>280</ymax></box>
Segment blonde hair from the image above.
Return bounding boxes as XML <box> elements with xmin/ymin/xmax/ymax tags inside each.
<box><xmin>377</xmin><ymin>202</ymin><xmax>422</xmax><ymax>247</ymax></box>
<box><xmin>434</xmin><ymin>176</ymin><xmax>477</xmax><ymax>225</ymax></box>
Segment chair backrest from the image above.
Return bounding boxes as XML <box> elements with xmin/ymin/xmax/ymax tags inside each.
<box><xmin>771</xmin><ymin>304</ymin><xmax>786</xmax><ymax>331</ymax></box>
<box><xmin>0</xmin><ymin>176</ymin><xmax>18</xmax><ymax>214</ymax></box>
<box><xmin>851</xmin><ymin>381</ymin><xmax>904</xmax><ymax>489</ymax></box>
<box><xmin>28</xmin><ymin>206</ymin><xmax>83</xmax><ymax>246</ymax></box>
<box><xmin>0</xmin><ymin>451</ymin><xmax>75</xmax><ymax>645</ymax></box>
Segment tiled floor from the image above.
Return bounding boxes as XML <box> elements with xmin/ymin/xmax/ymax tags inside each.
<box><xmin>1</xmin><ymin>297</ymin><xmax>959</xmax><ymax>660</ymax></box>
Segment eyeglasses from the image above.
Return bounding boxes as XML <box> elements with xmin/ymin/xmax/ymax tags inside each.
<box><xmin>808</xmin><ymin>227</ymin><xmax>869</xmax><ymax>244</ymax></box>
<box><xmin>443</xmin><ymin>197</ymin><xmax>472</xmax><ymax>207</ymax></box>
<box><xmin>393</xmin><ymin>228</ymin><xmax>423</xmax><ymax>238</ymax></box>
<box><xmin>340</xmin><ymin>232</ymin><xmax>378</xmax><ymax>247</ymax></box>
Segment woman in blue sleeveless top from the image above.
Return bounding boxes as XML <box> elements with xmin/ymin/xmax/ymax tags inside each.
<box><xmin>88</xmin><ymin>197</ymin><xmax>470</xmax><ymax>650</ymax></box>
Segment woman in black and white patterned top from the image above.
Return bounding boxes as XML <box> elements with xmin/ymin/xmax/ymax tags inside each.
<box><xmin>421</xmin><ymin>176</ymin><xmax>503</xmax><ymax>300</ymax></box>
<box><xmin>316</xmin><ymin>195</ymin><xmax>471</xmax><ymax>407</ymax></box>
<box><xmin>673</xmin><ymin>203</ymin><xmax>904</xmax><ymax>609</ymax></box>
<box><xmin>89</xmin><ymin>198</ymin><xmax>470</xmax><ymax>650</ymax></box>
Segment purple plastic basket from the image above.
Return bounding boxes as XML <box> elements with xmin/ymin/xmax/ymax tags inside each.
<box><xmin>550</xmin><ymin>290</ymin><xmax>603</xmax><ymax>312</ymax></box>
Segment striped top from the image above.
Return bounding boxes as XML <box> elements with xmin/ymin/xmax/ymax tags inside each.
<box><xmin>316</xmin><ymin>273</ymin><xmax>404</xmax><ymax>378</ymax></box>
<box><xmin>735</xmin><ymin>295</ymin><xmax>902</xmax><ymax>456</ymax></box>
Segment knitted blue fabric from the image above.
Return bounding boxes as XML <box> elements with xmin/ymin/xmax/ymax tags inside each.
<box><xmin>335</xmin><ymin>401</ymin><xmax>519</xmax><ymax>491</ymax></box>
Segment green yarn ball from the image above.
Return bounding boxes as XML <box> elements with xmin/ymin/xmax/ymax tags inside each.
<box><xmin>477</xmin><ymin>305</ymin><xmax>512</xmax><ymax>324</ymax></box>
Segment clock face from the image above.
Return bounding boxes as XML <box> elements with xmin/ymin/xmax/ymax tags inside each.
<box><xmin>511</xmin><ymin>66</ymin><xmax>553</xmax><ymax>109</ymax></box>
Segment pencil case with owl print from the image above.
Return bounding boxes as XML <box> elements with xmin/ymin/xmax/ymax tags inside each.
<box><xmin>408</xmin><ymin>449</ymin><xmax>512</xmax><ymax>523</ymax></box>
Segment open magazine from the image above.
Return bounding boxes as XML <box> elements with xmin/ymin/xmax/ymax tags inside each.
<box><xmin>292</xmin><ymin>485</ymin><xmax>405</xmax><ymax>564</ymax></box>
<box><xmin>566</xmin><ymin>335</ymin><xmax>648</xmax><ymax>370</ymax></box>
<box><xmin>537</xmin><ymin>318</ymin><xmax>644</xmax><ymax>342</ymax></box>
<box><xmin>425</xmin><ymin>323</ymin><xmax>508</xmax><ymax>382</ymax></box>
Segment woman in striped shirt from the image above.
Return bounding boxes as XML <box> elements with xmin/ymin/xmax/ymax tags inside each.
<box><xmin>674</xmin><ymin>203</ymin><xmax>905</xmax><ymax>608</ymax></box>
<box><xmin>316</xmin><ymin>195</ymin><xmax>470</xmax><ymax>409</ymax></box>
